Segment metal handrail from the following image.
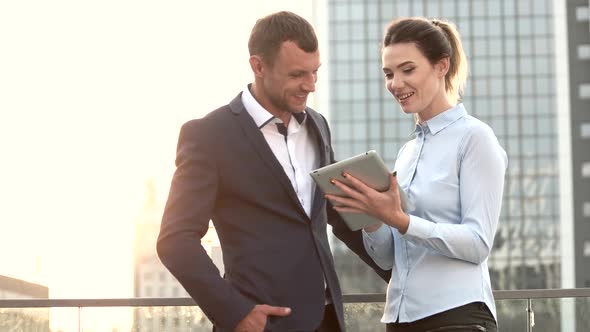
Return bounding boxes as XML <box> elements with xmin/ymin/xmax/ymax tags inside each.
<box><xmin>1</xmin><ymin>288</ymin><xmax>590</xmax><ymax>308</ymax></box>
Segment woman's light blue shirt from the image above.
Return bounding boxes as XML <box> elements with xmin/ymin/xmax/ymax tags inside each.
<box><xmin>363</xmin><ymin>104</ymin><xmax>507</xmax><ymax>323</ymax></box>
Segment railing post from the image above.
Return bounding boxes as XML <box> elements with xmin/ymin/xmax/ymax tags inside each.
<box><xmin>526</xmin><ymin>298</ymin><xmax>535</xmax><ymax>332</ymax></box>
<box><xmin>78</xmin><ymin>306</ymin><xmax>82</xmax><ymax>332</ymax></box>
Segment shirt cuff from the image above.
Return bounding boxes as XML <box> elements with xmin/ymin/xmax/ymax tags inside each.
<box><xmin>404</xmin><ymin>215</ymin><xmax>435</xmax><ymax>239</ymax></box>
<box><xmin>362</xmin><ymin>224</ymin><xmax>394</xmax><ymax>270</ymax></box>
<box><xmin>362</xmin><ymin>223</ymin><xmax>391</xmax><ymax>246</ymax></box>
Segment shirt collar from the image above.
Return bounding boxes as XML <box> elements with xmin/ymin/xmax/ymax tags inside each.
<box><xmin>415</xmin><ymin>103</ymin><xmax>467</xmax><ymax>135</ymax></box>
<box><xmin>241</xmin><ymin>84</ymin><xmax>306</xmax><ymax>129</ymax></box>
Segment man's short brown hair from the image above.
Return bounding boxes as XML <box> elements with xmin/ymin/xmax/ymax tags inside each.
<box><xmin>248</xmin><ymin>11</ymin><xmax>318</xmax><ymax>66</ymax></box>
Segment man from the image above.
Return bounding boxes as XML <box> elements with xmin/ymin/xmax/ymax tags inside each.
<box><xmin>158</xmin><ymin>11</ymin><xmax>362</xmax><ymax>332</ymax></box>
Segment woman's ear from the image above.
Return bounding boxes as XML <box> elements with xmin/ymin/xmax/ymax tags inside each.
<box><xmin>435</xmin><ymin>57</ymin><xmax>450</xmax><ymax>78</ymax></box>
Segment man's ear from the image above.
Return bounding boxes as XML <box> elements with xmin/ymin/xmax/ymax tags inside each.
<box><xmin>249</xmin><ymin>55</ymin><xmax>264</xmax><ymax>77</ymax></box>
<box><xmin>436</xmin><ymin>57</ymin><xmax>450</xmax><ymax>78</ymax></box>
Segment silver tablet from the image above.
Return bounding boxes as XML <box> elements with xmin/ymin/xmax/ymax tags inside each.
<box><xmin>310</xmin><ymin>150</ymin><xmax>413</xmax><ymax>231</ymax></box>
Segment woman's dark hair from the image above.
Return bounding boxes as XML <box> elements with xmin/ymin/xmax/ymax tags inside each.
<box><xmin>248</xmin><ymin>11</ymin><xmax>318</xmax><ymax>66</ymax></box>
<box><xmin>383</xmin><ymin>17</ymin><xmax>467</xmax><ymax>102</ymax></box>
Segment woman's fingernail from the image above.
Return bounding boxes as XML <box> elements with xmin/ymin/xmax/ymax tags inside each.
<box><xmin>341</xmin><ymin>172</ymin><xmax>347</xmax><ymax>178</ymax></box>
<box><xmin>392</xmin><ymin>171</ymin><xmax>397</xmax><ymax>177</ymax></box>
<box><xmin>330</xmin><ymin>179</ymin><xmax>336</xmax><ymax>185</ymax></box>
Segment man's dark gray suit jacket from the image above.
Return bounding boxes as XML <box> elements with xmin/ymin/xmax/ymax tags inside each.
<box><xmin>157</xmin><ymin>92</ymin><xmax>390</xmax><ymax>332</ymax></box>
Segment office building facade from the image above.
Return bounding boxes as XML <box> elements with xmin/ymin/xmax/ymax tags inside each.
<box><xmin>564</xmin><ymin>0</ymin><xmax>590</xmax><ymax>289</ymax></box>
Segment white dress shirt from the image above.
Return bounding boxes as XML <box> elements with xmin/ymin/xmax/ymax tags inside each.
<box><xmin>363</xmin><ymin>104</ymin><xmax>507</xmax><ymax>323</ymax></box>
<box><xmin>241</xmin><ymin>86</ymin><xmax>319</xmax><ymax>217</ymax></box>
<box><xmin>242</xmin><ymin>86</ymin><xmax>330</xmax><ymax>304</ymax></box>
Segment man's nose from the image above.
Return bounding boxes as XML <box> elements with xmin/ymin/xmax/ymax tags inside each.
<box><xmin>302</xmin><ymin>73</ymin><xmax>316</xmax><ymax>92</ymax></box>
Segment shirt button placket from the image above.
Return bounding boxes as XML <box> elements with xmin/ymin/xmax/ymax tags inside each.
<box><xmin>409</xmin><ymin>129</ymin><xmax>424</xmax><ymax>186</ymax></box>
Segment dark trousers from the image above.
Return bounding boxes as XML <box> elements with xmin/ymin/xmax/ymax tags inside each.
<box><xmin>314</xmin><ymin>303</ymin><xmax>340</xmax><ymax>332</ymax></box>
<box><xmin>386</xmin><ymin>302</ymin><xmax>497</xmax><ymax>332</ymax></box>
<box><xmin>253</xmin><ymin>303</ymin><xmax>340</xmax><ymax>332</ymax></box>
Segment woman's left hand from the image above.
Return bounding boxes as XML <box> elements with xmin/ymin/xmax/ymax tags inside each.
<box><xmin>325</xmin><ymin>172</ymin><xmax>410</xmax><ymax>233</ymax></box>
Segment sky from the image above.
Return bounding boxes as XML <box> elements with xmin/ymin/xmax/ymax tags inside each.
<box><xmin>0</xmin><ymin>1</ymin><xmax>316</xmax><ymax>330</ymax></box>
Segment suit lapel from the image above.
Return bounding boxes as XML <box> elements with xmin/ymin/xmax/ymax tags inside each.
<box><xmin>305</xmin><ymin>110</ymin><xmax>332</xmax><ymax>220</ymax></box>
<box><xmin>305</xmin><ymin>110</ymin><xmax>331</xmax><ymax>168</ymax></box>
<box><xmin>229</xmin><ymin>94</ymin><xmax>308</xmax><ymax>218</ymax></box>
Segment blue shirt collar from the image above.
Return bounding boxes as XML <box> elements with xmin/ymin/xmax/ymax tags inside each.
<box><xmin>414</xmin><ymin>103</ymin><xmax>467</xmax><ymax>135</ymax></box>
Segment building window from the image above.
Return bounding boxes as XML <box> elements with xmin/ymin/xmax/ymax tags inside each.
<box><xmin>576</xmin><ymin>6</ymin><xmax>589</xmax><ymax>21</ymax></box>
<box><xmin>160</xmin><ymin>272</ymin><xmax>166</xmax><ymax>282</ymax></box>
<box><xmin>145</xmin><ymin>286</ymin><xmax>152</xmax><ymax>297</ymax></box>
<box><xmin>583</xmin><ymin>162</ymin><xmax>590</xmax><ymax>178</ymax></box>
<box><xmin>582</xmin><ymin>123</ymin><xmax>590</xmax><ymax>138</ymax></box>
<box><xmin>579</xmin><ymin>44</ymin><xmax>590</xmax><ymax>60</ymax></box>
<box><xmin>585</xmin><ymin>241</ymin><xmax>590</xmax><ymax>257</ymax></box>
<box><xmin>580</xmin><ymin>83</ymin><xmax>590</xmax><ymax>99</ymax></box>
<box><xmin>584</xmin><ymin>202</ymin><xmax>590</xmax><ymax>217</ymax></box>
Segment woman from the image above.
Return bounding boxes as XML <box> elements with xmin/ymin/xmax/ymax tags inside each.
<box><xmin>326</xmin><ymin>17</ymin><xmax>507</xmax><ymax>332</ymax></box>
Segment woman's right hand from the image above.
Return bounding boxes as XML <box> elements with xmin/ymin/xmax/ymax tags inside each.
<box><xmin>326</xmin><ymin>171</ymin><xmax>410</xmax><ymax>234</ymax></box>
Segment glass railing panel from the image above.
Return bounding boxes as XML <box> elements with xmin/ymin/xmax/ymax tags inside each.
<box><xmin>50</xmin><ymin>307</ymin><xmax>85</xmax><ymax>332</ymax></box>
<box><xmin>1</xmin><ymin>291</ymin><xmax>589</xmax><ymax>331</ymax></box>
<box><xmin>529</xmin><ymin>297</ymin><xmax>590</xmax><ymax>332</ymax></box>
<box><xmin>574</xmin><ymin>296</ymin><xmax>590</xmax><ymax>330</ymax></box>
<box><xmin>530</xmin><ymin>297</ymin><xmax>562</xmax><ymax>332</ymax></box>
<box><xmin>495</xmin><ymin>299</ymin><xmax>529</xmax><ymax>331</ymax></box>
<box><xmin>0</xmin><ymin>307</ymin><xmax>51</xmax><ymax>332</ymax></box>
<box><xmin>343</xmin><ymin>302</ymin><xmax>385</xmax><ymax>331</ymax></box>
<box><xmin>76</xmin><ymin>306</ymin><xmax>133</xmax><ymax>332</ymax></box>
<box><xmin>128</xmin><ymin>306</ymin><xmax>212</xmax><ymax>332</ymax></box>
